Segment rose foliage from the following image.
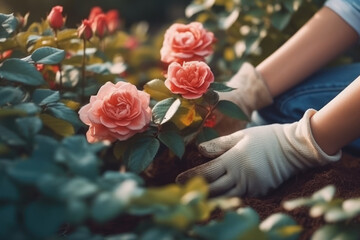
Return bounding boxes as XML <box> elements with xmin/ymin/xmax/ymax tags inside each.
<box><xmin>1</xmin><ymin>1</ymin><xmax>359</xmax><ymax>240</ymax></box>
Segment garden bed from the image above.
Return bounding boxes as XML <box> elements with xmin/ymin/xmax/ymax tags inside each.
<box><xmin>242</xmin><ymin>153</ymin><xmax>360</xmax><ymax>239</ymax></box>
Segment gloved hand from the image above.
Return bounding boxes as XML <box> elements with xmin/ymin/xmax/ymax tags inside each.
<box><xmin>177</xmin><ymin>109</ymin><xmax>341</xmax><ymax>197</ymax></box>
<box><xmin>214</xmin><ymin>62</ymin><xmax>273</xmax><ymax>136</ymax></box>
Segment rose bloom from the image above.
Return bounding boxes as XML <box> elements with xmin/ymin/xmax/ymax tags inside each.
<box><xmin>165</xmin><ymin>61</ymin><xmax>214</xmax><ymax>99</ymax></box>
<box><xmin>79</xmin><ymin>81</ymin><xmax>152</xmax><ymax>143</ymax></box>
<box><xmin>160</xmin><ymin>22</ymin><xmax>215</xmax><ymax>64</ymax></box>
<box><xmin>47</xmin><ymin>6</ymin><xmax>65</xmax><ymax>30</ymax></box>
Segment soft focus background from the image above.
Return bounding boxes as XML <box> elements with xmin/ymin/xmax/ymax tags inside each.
<box><xmin>0</xmin><ymin>0</ymin><xmax>191</xmax><ymax>29</ymax></box>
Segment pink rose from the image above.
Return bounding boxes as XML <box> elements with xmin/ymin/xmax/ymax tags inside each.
<box><xmin>165</xmin><ymin>61</ymin><xmax>214</xmax><ymax>99</ymax></box>
<box><xmin>47</xmin><ymin>6</ymin><xmax>65</xmax><ymax>30</ymax></box>
<box><xmin>79</xmin><ymin>81</ymin><xmax>152</xmax><ymax>143</ymax></box>
<box><xmin>160</xmin><ymin>22</ymin><xmax>215</xmax><ymax>64</ymax></box>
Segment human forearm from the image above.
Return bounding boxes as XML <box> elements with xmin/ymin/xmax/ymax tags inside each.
<box><xmin>310</xmin><ymin>76</ymin><xmax>360</xmax><ymax>155</ymax></box>
<box><xmin>256</xmin><ymin>7</ymin><xmax>358</xmax><ymax>97</ymax></box>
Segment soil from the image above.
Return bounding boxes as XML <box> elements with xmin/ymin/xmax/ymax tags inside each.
<box><xmin>144</xmin><ymin>147</ymin><xmax>360</xmax><ymax>240</ymax></box>
<box><xmin>242</xmin><ymin>153</ymin><xmax>360</xmax><ymax>239</ymax></box>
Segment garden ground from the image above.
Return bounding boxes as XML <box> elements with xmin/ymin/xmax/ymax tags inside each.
<box><xmin>243</xmin><ymin>153</ymin><xmax>360</xmax><ymax>239</ymax></box>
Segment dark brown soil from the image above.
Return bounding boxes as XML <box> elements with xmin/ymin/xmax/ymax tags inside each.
<box><xmin>242</xmin><ymin>153</ymin><xmax>360</xmax><ymax>239</ymax></box>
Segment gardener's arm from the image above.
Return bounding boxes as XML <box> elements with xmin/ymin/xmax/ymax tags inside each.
<box><xmin>311</xmin><ymin>76</ymin><xmax>360</xmax><ymax>155</ymax></box>
<box><xmin>257</xmin><ymin>5</ymin><xmax>359</xmax><ymax>97</ymax></box>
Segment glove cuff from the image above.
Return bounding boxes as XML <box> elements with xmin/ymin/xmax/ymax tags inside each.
<box><xmin>222</xmin><ymin>62</ymin><xmax>273</xmax><ymax>116</ymax></box>
<box><xmin>297</xmin><ymin>109</ymin><xmax>342</xmax><ymax>164</ymax></box>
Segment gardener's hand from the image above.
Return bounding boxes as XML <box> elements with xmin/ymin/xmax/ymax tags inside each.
<box><xmin>214</xmin><ymin>62</ymin><xmax>273</xmax><ymax>136</ymax></box>
<box><xmin>176</xmin><ymin>109</ymin><xmax>341</xmax><ymax>197</ymax></box>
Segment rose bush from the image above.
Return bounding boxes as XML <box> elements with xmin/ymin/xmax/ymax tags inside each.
<box><xmin>79</xmin><ymin>81</ymin><xmax>152</xmax><ymax>143</ymax></box>
<box><xmin>160</xmin><ymin>22</ymin><xmax>215</xmax><ymax>64</ymax></box>
<box><xmin>1</xmin><ymin>1</ymin><xmax>350</xmax><ymax>239</ymax></box>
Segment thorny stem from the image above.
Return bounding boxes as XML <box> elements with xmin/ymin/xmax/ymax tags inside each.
<box><xmin>187</xmin><ymin>103</ymin><xmax>217</xmax><ymax>145</ymax></box>
<box><xmin>81</xmin><ymin>38</ymin><xmax>86</xmax><ymax>103</ymax></box>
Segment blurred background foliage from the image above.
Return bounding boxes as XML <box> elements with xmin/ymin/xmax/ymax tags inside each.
<box><xmin>0</xmin><ymin>0</ymin><xmax>192</xmax><ymax>30</ymax></box>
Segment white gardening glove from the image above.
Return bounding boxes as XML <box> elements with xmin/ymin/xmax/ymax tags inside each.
<box><xmin>214</xmin><ymin>62</ymin><xmax>273</xmax><ymax>136</ymax></box>
<box><xmin>177</xmin><ymin>109</ymin><xmax>341</xmax><ymax>197</ymax></box>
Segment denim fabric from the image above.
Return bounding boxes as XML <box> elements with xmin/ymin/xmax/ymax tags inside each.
<box><xmin>325</xmin><ymin>0</ymin><xmax>360</xmax><ymax>36</ymax></box>
<box><xmin>254</xmin><ymin>63</ymin><xmax>360</xmax><ymax>156</ymax></box>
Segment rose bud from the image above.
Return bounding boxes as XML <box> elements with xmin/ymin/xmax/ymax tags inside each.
<box><xmin>47</xmin><ymin>5</ymin><xmax>65</xmax><ymax>30</ymax></box>
<box><xmin>92</xmin><ymin>14</ymin><xmax>108</xmax><ymax>39</ymax></box>
<box><xmin>105</xmin><ymin>9</ymin><xmax>120</xmax><ymax>34</ymax></box>
<box><xmin>78</xmin><ymin>19</ymin><xmax>93</xmax><ymax>40</ymax></box>
<box><xmin>88</xmin><ymin>6</ymin><xmax>103</xmax><ymax>21</ymax></box>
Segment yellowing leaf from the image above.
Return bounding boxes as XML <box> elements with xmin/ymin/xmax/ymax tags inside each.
<box><xmin>184</xmin><ymin>177</ymin><xmax>209</xmax><ymax>197</ymax></box>
<box><xmin>224</xmin><ymin>47</ymin><xmax>235</xmax><ymax>61</ymax></box>
<box><xmin>171</xmin><ymin>101</ymin><xmax>202</xmax><ymax>129</ymax></box>
<box><xmin>144</xmin><ymin>79</ymin><xmax>173</xmax><ymax>101</ymax></box>
<box><xmin>40</xmin><ymin>113</ymin><xmax>74</xmax><ymax>137</ymax></box>
<box><xmin>134</xmin><ymin>184</ymin><xmax>183</xmax><ymax>206</ymax></box>
<box><xmin>61</xmin><ymin>99</ymin><xmax>80</xmax><ymax>111</ymax></box>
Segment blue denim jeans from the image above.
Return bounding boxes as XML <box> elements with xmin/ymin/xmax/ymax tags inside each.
<box><xmin>252</xmin><ymin>63</ymin><xmax>360</xmax><ymax>156</ymax></box>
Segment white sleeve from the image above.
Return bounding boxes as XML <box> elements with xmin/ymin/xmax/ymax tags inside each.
<box><xmin>325</xmin><ymin>0</ymin><xmax>360</xmax><ymax>37</ymax></box>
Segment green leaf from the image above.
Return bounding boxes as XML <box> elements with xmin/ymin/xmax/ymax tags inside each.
<box><xmin>312</xmin><ymin>185</ymin><xmax>336</xmax><ymax>201</ymax></box>
<box><xmin>65</xmin><ymin>199</ymin><xmax>87</xmax><ymax>224</ymax></box>
<box><xmin>216</xmin><ymin>100</ymin><xmax>249</xmax><ymax>120</ymax></box>
<box><xmin>31</xmin><ymin>135</ymin><xmax>58</xmax><ymax>161</ymax></box>
<box><xmin>40</xmin><ymin>113</ymin><xmax>75</xmax><ymax>137</ymax></box>
<box><xmin>0</xmin><ymin>86</ymin><xmax>24</xmax><ymax>106</ymax></box>
<box><xmin>31</xmin><ymin>47</ymin><xmax>65</xmax><ymax>64</ymax></box>
<box><xmin>98</xmin><ymin>171</ymin><xmax>144</xmax><ymax>191</ymax></box>
<box><xmin>14</xmin><ymin>103</ymin><xmax>41</xmax><ymax>115</ymax></box>
<box><xmin>47</xmin><ymin>102</ymin><xmax>83</xmax><ymax>128</ymax></box>
<box><xmin>0</xmin><ymin>58</ymin><xmax>45</xmax><ymax>86</ymax></box>
<box><xmin>185</xmin><ymin>0</ymin><xmax>215</xmax><ymax>18</ymax></box>
<box><xmin>152</xmin><ymin>98</ymin><xmax>181</xmax><ymax>125</ymax></box>
<box><xmin>36</xmin><ymin>174</ymin><xmax>68</xmax><ymax>199</ymax></box>
<box><xmin>209</xmin><ymin>82</ymin><xmax>234</xmax><ymax>92</ymax></box>
<box><xmin>56</xmin><ymin>28</ymin><xmax>78</xmax><ymax>42</ymax></box>
<box><xmin>193</xmin><ymin>208</ymin><xmax>260</xmax><ymax>240</ymax></box>
<box><xmin>260</xmin><ymin>213</ymin><xmax>301</xmax><ymax>240</ymax></box>
<box><xmin>15</xmin><ymin>116</ymin><xmax>42</xmax><ymax>140</ymax></box>
<box><xmin>218</xmin><ymin>7</ymin><xmax>240</xmax><ymax>30</ymax></box>
<box><xmin>7</xmin><ymin>159</ymin><xmax>63</xmax><ymax>185</ymax></box>
<box><xmin>24</xmin><ymin>201</ymin><xmax>66</xmax><ymax>239</ymax></box>
<box><xmin>55</xmin><ymin>136</ymin><xmax>103</xmax><ymax>179</ymax></box>
<box><xmin>91</xmin><ymin>192</ymin><xmax>124</xmax><ymax>223</ymax></box>
<box><xmin>124</xmin><ymin>137</ymin><xmax>160</xmax><ymax>173</ymax></box>
<box><xmin>144</xmin><ymin>79</ymin><xmax>173</xmax><ymax>101</ymax></box>
<box><xmin>0</xmin><ymin>13</ymin><xmax>18</xmax><ymax>39</ymax></box>
<box><xmin>60</xmin><ymin>177</ymin><xmax>98</xmax><ymax>199</ymax></box>
<box><xmin>271</xmin><ymin>10</ymin><xmax>292</xmax><ymax>31</ymax></box>
<box><xmin>158</xmin><ymin>131</ymin><xmax>185</xmax><ymax>159</ymax></box>
<box><xmin>0</xmin><ymin>204</ymin><xmax>17</xmax><ymax>238</ymax></box>
<box><xmin>283</xmin><ymin>0</ymin><xmax>303</xmax><ymax>12</ymax></box>
<box><xmin>197</xmin><ymin>127</ymin><xmax>219</xmax><ymax>144</ymax></box>
<box><xmin>32</xmin><ymin>89</ymin><xmax>60</xmax><ymax>105</ymax></box>
<box><xmin>312</xmin><ymin>224</ymin><xmax>360</xmax><ymax>240</ymax></box>
<box><xmin>0</xmin><ymin>125</ymin><xmax>26</xmax><ymax>146</ymax></box>
<box><xmin>0</xmin><ymin>108</ymin><xmax>26</xmax><ymax>118</ymax></box>
<box><xmin>0</xmin><ymin>174</ymin><xmax>19</xmax><ymax>201</ymax></box>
